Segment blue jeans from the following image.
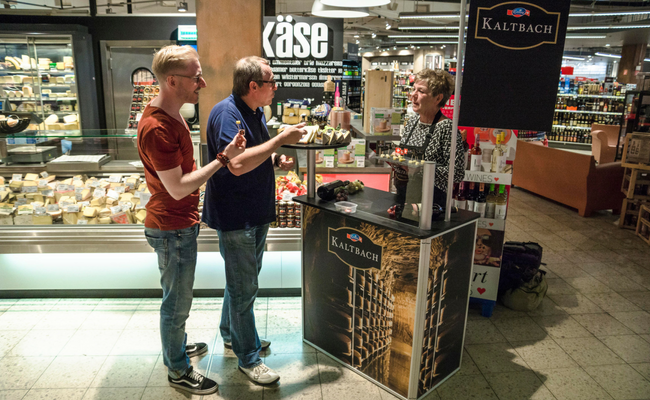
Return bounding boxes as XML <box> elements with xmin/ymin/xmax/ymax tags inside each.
<box><xmin>144</xmin><ymin>224</ymin><xmax>200</xmax><ymax>379</ymax></box>
<box><xmin>217</xmin><ymin>223</ymin><xmax>269</xmax><ymax>368</ymax></box>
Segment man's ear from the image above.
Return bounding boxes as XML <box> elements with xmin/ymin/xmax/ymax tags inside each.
<box><xmin>166</xmin><ymin>75</ymin><xmax>176</xmax><ymax>88</ymax></box>
<box><xmin>249</xmin><ymin>80</ymin><xmax>259</xmax><ymax>93</ymax></box>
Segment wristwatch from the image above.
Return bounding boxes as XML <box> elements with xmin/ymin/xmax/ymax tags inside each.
<box><xmin>216</xmin><ymin>152</ymin><xmax>230</xmax><ymax>167</ymax></box>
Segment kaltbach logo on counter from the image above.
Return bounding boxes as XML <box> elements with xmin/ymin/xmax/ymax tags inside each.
<box><xmin>263</xmin><ymin>15</ymin><xmax>331</xmax><ymax>59</ymax></box>
<box><xmin>329</xmin><ymin>227</ymin><xmax>382</xmax><ymax>270</ymax></box>
<box><xmin>507</xmin><ymin>7</ymin><xmax>530</xmax><ymax>17</ymax></box>
<box><xmin>476</xmin><ymin>1</ymin><xmax>560</xmax><ymax>50</ymax></box>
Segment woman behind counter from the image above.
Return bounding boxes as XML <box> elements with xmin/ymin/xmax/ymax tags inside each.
<box><xmin>393</xmin><ymin>68</ymin><xmax>466</xmax><ymax>207</ymax></box>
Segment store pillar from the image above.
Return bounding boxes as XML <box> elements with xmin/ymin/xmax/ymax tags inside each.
<box><xmin>617</xmin><ymin>43</ymin><xmax>647</xmax><ymax>84</ymax></box>
<box><xmin>196</xmin><ymin>0</ymin><xmax>262</xmax><ymax>143</ymax></box>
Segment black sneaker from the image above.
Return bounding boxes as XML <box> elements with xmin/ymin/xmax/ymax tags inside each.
<box><xmin>185</xmin><ymin>342</ymin><xmax>208</xmax><ymax>358</ymax></box>
<box><xmin>224</xmin><ymin>339</ymin><xmax>271</xmax><ymax>350</ymax></box>
<box><xmin>168</xmin><ymin>366</ymin><xmax>218</xmax><ymax>395</ymax></box>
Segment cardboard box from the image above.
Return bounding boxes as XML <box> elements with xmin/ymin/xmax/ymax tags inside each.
<box><xmin>370</xmin><ymin>108</ymin><xmax>401</xmax><ymax>135</ymax></box>
<box><xmin>337</xmin><ymin>139</ymin><xmax>366</xmax><ymax>168</ymax></box>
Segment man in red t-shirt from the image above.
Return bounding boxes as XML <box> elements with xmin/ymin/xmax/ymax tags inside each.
<box><xmin>137</xmin><ymin>45</ymin><xmax>245</xmax><ymax>396</ymax></box>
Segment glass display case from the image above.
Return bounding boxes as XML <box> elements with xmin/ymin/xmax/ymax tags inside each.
<box><xmin>617</xmin><ymin>91</ymin><xmax>650</xmax><ymax>160</ymax></box>
<box><xmin>0</xmin><ymin>35</ymin><xmax>82</xmax><ymax>132</ymax></box>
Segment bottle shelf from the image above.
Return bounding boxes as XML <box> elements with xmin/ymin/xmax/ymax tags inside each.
<box><xmin>463</xmin><ymin>170</ymin><xmax>512</xmax><ymax>185</ymax></box>
<box><xmin>2</xmin><ymin>96</ymin><xmax>77</xmax><ymax>101</ymax></box>
<box><xmin>555</xmin><ymin>109</ymin><xmax>621</xmax><ymax>116</ymax></box>
<box><xmin>548</xmin><ymin>140</ymin><xmax>592</xmax><ymax>146</ymax></box>
<box><xmin>557</xmin><ymin>93</ymin><xmax>624</xmax><ymax>100</ymax></box>
<box><xmin>553</xmin><ymin>125</ymin><xmax>591</xmax><ymax>130</ymax></box>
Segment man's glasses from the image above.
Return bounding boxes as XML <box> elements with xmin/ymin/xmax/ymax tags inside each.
<box><xmin>256</xmin><ymin>79</ymin><xmax>277</xmax><ymax>87</ymax></box>
<box><xmin>173</xmin><ymin>74</ymin><xmax>203</xmax><ymax>84</ymax></box>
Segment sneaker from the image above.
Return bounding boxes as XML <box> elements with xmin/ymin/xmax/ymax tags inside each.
<box><xmin>168</xmin><ymin>366</ymin><xmax>218</xmax><ymax>395</ymax></box>
<box><xmin>224</xmin><ymin>339</ymin><xmax>271</xmax><ymax>350</ymax></box>
<box><xmin>239</xmin><ymin>362</ymin><xmax>280</xmax><ymax>385</ymax></box>
<box><xmin>185</xmin><ymin>342</ymin><xmax>208</xmax><ymax>358</ymax></box>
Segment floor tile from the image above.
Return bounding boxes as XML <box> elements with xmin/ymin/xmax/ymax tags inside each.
<box><xmin>435</xmin><ymin>373</ymin><xmax>498</xmax><ymax>400</ymax></box>
<box><xmin>583</xmin><ymin>293</ymin><xmax>642</xmax><ymax>313</ymax></box>
<box><xmin>563</xmin><ymin>277</ymin><xmax>613</xmax><ymax>294</ymax></box>
<box><xmin>492</xmin><ymin>317</ymin><xmax>549</xmax><ymax>342</ymax></box>
<box><xmin>32</xmin><ymin>311</ymin><xmax>91</xmax><ymax>330</ymax></box>
<box><xmin>545</xmin><ymin>263</ymin><xmax>590</xmax><ymax>279</ymax></box>
<box><xmin>32</xmin><ymin>355</ymin><xmax>106</xmax><ymax>389</ymax></box>
<box><xmin>59</xmin><ymin>330</ymin><xmax>122</xmax><ymax>356</ymax></box>
<box><xmin>0</xmin><ymin>330</ymin><xmax>29</xmax><ymax>358</ymax></box>
<box><xmin>317</xmin><ymin>352</ymin><xmax>366</xmax><ymax>384</ymax></box>
<box><xmin>141</xmin><ymin>385</ymin><xmax>263</xmax><ymax>399</ymax></box>
<box><xmin>79</xmin><ymin>311</ymin><xmax>134</xmax><ymax>330</ymax></box>
<box><xmin>629</xmin><ymin>363</ymin><xmax>650</xmax><ymax>380</ymax></box>
<box><xmin>545</xmin><ymin>279</ymin><xmax>578</xmax><ymax>296</ymax></box>
<box><xmin>527</xmin><ymin>297</ymin><xmax>567</xmax><ymax>317</ymax></box>
<box><xmin>8</xmin><ymin>330</ymin><xmax>75</xmax><ymax>357</ymax></box>
<box><xmin>0</xmin><ymin>356</ymin><xmax>54</xmax><ymax>390</ymax></box>
<box><xmin>463</xmin><ymin>319</ymin><xmax>507</xmax><ymax>345</ymax></box>
<box><xmin>0</xmin><ymin>390</ymin><xmax>28</xmax><ymax>400</ymax></box>
<box><xmin>457</xmin><ymin>350</ymin><xmax>481</xmax><ymax>376</ymax></box>
<box><xmin>90</xmin><ymin>355</ymin><xmax>157</xmax><ymax>387</ymax></box>
<box><xmin>511</xmin><ymin>340</ymin><xmax>578</xmax><ymax>370</ymax></box>
<box><xmin>594</xmin><ymin>275</ymin><xmax>648</xmax><ymax>292</ymax></box>
<box><xmin>322</xmin><ymin>380</ymin><xmax>382</xmax><ymax>400</ymax></box>
<box><xmin>82</xmin><ymin>387</ymin><xmax>145</xmax><ymax>400</ymax></box>
<box><xmin>110</xmin><ymin>329</ymin><xmax>161</xmax><ymax>356</ymax></box>
<box><xmin>464</xmin><ymin>343</ymin><xmax>530</xmax><ymax>374</ymax></box>
<box><xmin>0</xmin><ymin>312</ymin><xmax>47</xmax><ymax>331</ymax></box>
<box><xmin>548</xmin><ymin>294</ymin><xmax>604</xmax><ymax>315</ymax></box>
<box><xmin>264</xmin><ymin>353</ymin><xmax>319</xmax><ymax>385</ymax></box>
<box><xmin>484</xmin><ymin>371</ymin><xmax>556</xmax><ymax>400</ymax></box>
<box><xmin>619</xmin><ymin>291</ymin><xmax>650</xmax><ymax>311</ymax></box>
<box><xmin>531</xmin><ymin>315</ymin><xmax>593</xmax><ymax>339</ymax></box>
<box><xmin>267</xmin><ymin>297</ymin><xmax>302</xmax><ymax>310</ymax></box>
<box><xmin>609</xmin><ymin>311</ymin><xmax>650</xmax><ymax>334</ymax></box>
<box><xmin>207</xmin><ymin>355</ymin><xmax>258</xmax><ymax>387</ymax></box>
<box><xmin>22</xmin><ymin>389</ymin><xmax>85</xmax><ymax>400</ymax></box>
<box><xmin>534</xmin><ymin>367</ymin><xmax>613</xmax><ymax>400</ymax></box>
<box><xmin>123</xmin><ymin>311</ymin><xmax>159</xmax><ymax>330</ymax></box>
<box><xmin>184</xmin><ymin>310</ymin><xmax>221</xmax><ymax>330</ymax></box>
<box><xmin>555</xmin><ymin>337</ymin><xmax>625</xmax><ymax>368</ymax></box>
<box><xmin>572</xmin><ymin>314</ymin><xmax>635</xmax><ymax>338</ymax></box>
<box><xmin>584</xmin><ymin>364</ymin><xmax>650</xmax><ymax>400</ymax></box>
<box><xmin>265</xmin><ymin>329</ymin><xmax>314</xmax><ymax>355</ymax></box>
<box><xmin>263</xmin><ymin>383</ymin><xmax>323</xmax><ymax>400</ymax></box>
<box><xmin>267</xmin><ymin>310</ymin><xmax>302</xmax><ymax>330</ymax></box>
<box><xmin>600</xmin><ymin>335</ymin><xmax>650</xmax><ymax>363</ymax></box>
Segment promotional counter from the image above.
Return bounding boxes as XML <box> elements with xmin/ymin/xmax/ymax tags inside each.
<box><xmin>294</xmin><ymin>188</ymin><xmax>478</xmax><ymax>400</ymax></box>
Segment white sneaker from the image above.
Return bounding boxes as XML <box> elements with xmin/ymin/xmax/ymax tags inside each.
<box><xmin>238</xmin><ymin>362</ymin><xmax>280</xmax><ymax>385</ymax></box>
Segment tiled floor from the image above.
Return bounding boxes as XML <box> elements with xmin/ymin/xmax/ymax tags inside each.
<box><xmin>1</xmin><ymin>187</ymin><xmax>650</xmax><ymax>399</ymax></box>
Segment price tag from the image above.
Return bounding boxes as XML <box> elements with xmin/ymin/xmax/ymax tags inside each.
<box><xmin>139</xmin><ymin>192</ymin><xmax>151</xmax><ymax>207</ymax></box>
<box><xmin>60</xmin><ymin>199</ymin><xmax>75</xmax><ymax>207</ymax></box>
<box><xmin>107</xmin><ymin>189</ymin><xmax>120</xmax><ymax>201</ymax></box>
<box><xmin>56</xmin><ymin>184</ymin><xmax>67</xmax><ymax>192</ymax></box>
<box><xmin>73</xmin><ymin>177</ymin><xmax>82</xmax><ymax>182</ymax></box>
<box><xmin>78</xmin><ymin>201</ymin><xmax>89</xmax><ymax>207</ymax></box>
<box><xmin>21</xmin><ymin>186</ymin><xmax>38</xmax><ymax>193</ymax></box>
<box><xmin>114</xmin><ymin>186</ymin><xmax>125</xmax><ymax>194</ymax></box>
<box><xmin>89</xmin><ymin>180</ymin><xmax>99</xmax><ymax>188</ymax></box>
<box><xmin>15</xmin><ymin>198</ymin><xmax>28</xmax><ymax>206</ymax></box>
<box><xmin>42</xmin><ymin>189</ymin><xmax>54</xmax><ymax>197</ymax></box>
<box><xmin>110</xmin><ymin>205</ymin><xmax>122</xmax><ymax>214</ymax></box>
<box><xmin>17</xmin><ymin>207</ymin><xmax>33</xmax><ymax>215</ymax></box>
<box><xmin>65</xmin><ymin>204</ymin><xmax>80</xmax><ymax>213</ymax></box>
<box><xmin>108</xmin><ymin>175</ymin><xmax>122</xmax><ymax>183</ymax></box>
<box><xmin>40</xmin><ymin>171</ymin><xmax>49</xmax><ymax>178</ymax></box>
<box><xmin>77</xmin><ymin>219</ymin><xmax>88</xmax><ymax>225</ymax></box>
<box><xmin>46</xmin><ymin>204</ymin><xmax>60</xmax><ymax>212</ymax></box>
<box><xmin>38</xmin><ymin>179</ymin><xmax>49</xmax><ymax>188</ymax></box>
<box><xmin>93</xmin><ymin>188</ymin><xmax>106</xmax><ymax>198</ymax></box>
<box><xmin>0</xmin><ymin>206</ymin><xmax>14</xmax><ymax>215</ymax></box>
<box><xmin>12</xmin><ymin>174</ymin><xmax>22</xmax><ymax>182</ymax></box>
<box><xmin>125</xmin><ymin>181</ymin><xmax>136</xmax><ymax>189</ymax></box>
<box><xmin>34</xmin><ymin>206</ymin><xmax>47</xmax><ymax>215</ymax></box>
<box><xmin>133</xmin><ymin>191</ymin><xmax>141</xmax><ymax>198</ymax></box>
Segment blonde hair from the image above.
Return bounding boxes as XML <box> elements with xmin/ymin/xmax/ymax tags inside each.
<box><xmin>233</xmin><ymin>56</ymin><xmax>270</xmax><ymax>97</ymax></box>
<box><xmin>151</xmin><ymin>45</ymin><xmax>199</xmax><ymax>82</ymax></box>
<box><xmin>414</xmin><ymin>69</ymin><xmax>455</xmax><ymax>108</ymax></box>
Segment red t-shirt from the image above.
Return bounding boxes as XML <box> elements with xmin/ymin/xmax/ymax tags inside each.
<box><xmin>137</xmin><ymin>105</ymin><xmax>199</xmax><ymax>231</ymax></box>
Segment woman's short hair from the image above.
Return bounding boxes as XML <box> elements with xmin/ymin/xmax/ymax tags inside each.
<box><xmin>414</xmin><ymin>69</ymin><xmax>455</xmax><ymax>108</ymax></box>
<box><xmin>151</xmin><ymin>45</ymin><xmax>199</xmax><ymax>82</ymax></box>
<box><xmin>233</xmin><ymin>56</ymin><xmax>270</xmax><ymax>97</ymax></box>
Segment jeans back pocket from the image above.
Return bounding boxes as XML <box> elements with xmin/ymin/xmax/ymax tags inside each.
<box><xmin>145</xmin><ymin>235</ymin><xmax>169</xmax><ymax>270</ymax></box>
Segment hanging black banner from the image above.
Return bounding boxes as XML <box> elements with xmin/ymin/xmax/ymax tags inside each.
<box><xmin>459</xmin><ymin>0</ymin><xmax>570</xmax><ymax>131</ymax></box>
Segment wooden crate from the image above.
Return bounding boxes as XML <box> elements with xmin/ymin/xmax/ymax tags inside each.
<box><xmin>636</xmin><ymin>205</ymin><xmax>650</xmax><ymax>245</ymax></box>
<box><xmin>622</xmin><ymin>168</ymin><xmax>650</xmax><ymax>200</ymax></box>
<box><xmin>619</xmin><ymin>198</ymin><xmax>649</xmax><ymax>230</ymax></box>
<box><xmin>621</xmin><ymin>132</ymin><xmax>650</xmax><ymax>171</ymax></box>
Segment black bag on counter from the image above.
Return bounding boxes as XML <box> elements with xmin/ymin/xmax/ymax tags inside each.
<box><xmin>498</xmin><ymin>241</ymin><xmax>544</xmax><ymax>296</ymax></box>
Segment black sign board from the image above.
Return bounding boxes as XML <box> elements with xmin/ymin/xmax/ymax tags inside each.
<box><xmin>327</xmin><ymin>227</ymin><xmax>383</xmax><ymax>270</ymax></box>
<box><xmin>459</xmin><ymin>0</ymin><xmax>570</xmax><ymax>131</ymax></box>
<box><xmin>263</xmin><ymin>16</ymin><xmax>343</xmax><ymax>104</ymax></box>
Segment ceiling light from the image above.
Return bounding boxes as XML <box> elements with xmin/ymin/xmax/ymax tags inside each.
<box><xmin>393</xmin><ymin>46</ymin><xmax>397</xmax><ymax>50</ymax></box>
<box><xmin>395</xmin><ymin>40</ymin><xmax>457</xmax><ymax>44</ymax></box>
<box><xmin>399</xmin><ymin>12</ymin><xmax>462</xmax><ymax>19</ymax></box>
<box><xmin>311</xmin><ymin>0</ymin><xmax>370</xmax><ymax>18</ymax></box>
<box><xmin>321</xmin><ymin>0</ymin><xmax>389</xmax><ymax>6</ymax></box>
<box><xmin>354</xmin><ymin>35</ymin><xmax>359</xmax><ymax>38</ymax></box>
<box><xmin>568</xmin><ymin>23</ymin><xmax>650</xmax><ymax>30</ymax></box>
<box><xmin>566</xmin><ymin>35</ymin><xmax>607</xmax><ymax>39</ymax></box>
<box><xmin>441</xmin><ymin>45</ymin><xmax>446</xmax><ymax>48</ymax></box>
<box><xmin>372</xmin><ymin>32</ymin><xmax>377</xmax><ymax>38</ymax></box>
<box><xmin>562</xmin><ymin>56</ymin><xmax>586</xmax><ymax>61</ymax></box>
<box><xmin>386</xmin><ymin>23</ymin><xmax>392</xmax><ymax>29</ymax></box>
<box><xmin>605</xmin><ymin>44</ymin><xmax>610</xmax><ymax>47</ymax></box>
<box><xmin>645</xmin><ymin>58</ymin><xmax>650</xmax><ymax>62</ymax></box>
<box><xmin>376</xmin><ymin>46</ymin><xmax>380</xmax><ymax>49</ymax></box>
<box><xmin>595</xmin><ymin>52</ymin><xmax>621</xmax><ymax>58</ymax></box>
<box><xmin>388</xmin><ymin>34</ymin><xmax>457</xmax><ymax>38</ymax></box>
<box><xmin>399</xmin><ymin>25</ymin><xmax>463</xmax><ymax>30</ymax></box>
<box><xmin>177</xmin><ymin>1</ymin><xmax>188</xmax><ymax>12</ymax></box>
<box><xmin>569</xmin><ymin>10</ymin><xmax>650</xmax><ymax>17</ymax></box>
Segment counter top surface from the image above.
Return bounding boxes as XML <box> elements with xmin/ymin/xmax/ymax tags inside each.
<box><xmin>350</xmin><ymin>119</ymin><xmax>402</xmax><ymax>142</ymax></box>
<box><xmin>293</xmin><ymin>187</ymin><xmax>479</xmax><ymax>239</ymax></box>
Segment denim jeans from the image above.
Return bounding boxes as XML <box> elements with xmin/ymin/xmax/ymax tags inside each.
<box><xmin>144</xmin><ymin>224</ymin><xmax>200</xmax><ymax>379</ymax></box>
<box><xmin>217</xmin><ymin>223</ymin><xmax>269</xmax><ymax>368</ymax></box>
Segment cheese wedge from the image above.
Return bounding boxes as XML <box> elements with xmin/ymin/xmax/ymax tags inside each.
<box><xmin>80</xmin><ymin>189</ymin><xmax>91</xmax><ymax>201</ymax></box>
<box><xmin>14</xmin><ymin>214</ymin><xmax>33</xmax><ymax>225</ymax></box>
<box><xmin>9</xmin><ymin>180</ymin><xmax>23</xmax><ymax>190</ymax></box>
<box><xmin>33</xmin><ymin>214</ymin><xmax>53</xmax><ymax>225</ymax></box>
<box><xmin>83</xmin><ymin>207</ymin><xmax>97</xmax><ymax>218</ymax></box>
<box><xmin>90</xmin><ymin>197</ymin><xmax>105</xmax><ymax>207</ymax></box>
<box><xmin>24</xmin><ymin>173</ymin><xmax>39</xmax><ymax>181</ymax></box>
<box><xmin>135</xmin><ymin>209</ymin><xmax>147</xmax><ymax>223</ymax></box>
<box><xmin>98</xmin><ymin>216</ymin><xmax>112</xmax><ymax>224</ymax></box>
<box><xmin>22</xmin><ymin>86</ymin><xmax>33</xmax><ymax>96</ymax></box>
<box><xmin>62</xmin><ymin>212</ymin><xmax>78</xmax><ymax>225</ymax></box>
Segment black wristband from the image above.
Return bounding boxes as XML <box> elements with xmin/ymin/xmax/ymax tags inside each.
<box><xmin>274</xmin><ymin>154</ymin><xmax>281</xmax><ymax>168</ymax></box>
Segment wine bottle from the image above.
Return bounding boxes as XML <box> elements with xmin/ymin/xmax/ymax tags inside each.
<box><xmin>473</xmin><ymin>183</ymin><xmax>486</xmax><ymax>217</ymax></box>
<box><xmin>317</xmin><ymin>180</ymin><xmax>350</xmax><ymax>201</ymax></box>
<box><xmin>456</xmin><ymin>182</ymin><xmax>467</xmax><ymax>210</ymax></box>
<box><xmin>495</xmin><ymin>185</ymin><xmax>508</xmax><ymax>219</ymax></box>
<box><xmin>469</xmin><ymin>133</ymin><xmax>482</xmax><ymax>172</ymax></box>
<box><xmin>466</xmin><ymin>182</ymin><xmax>476</xmax><ymax>212</ymax></box>
<box><xmin>485</xmin><ymin>184</ymin><xmax>497</xmax><ymax>218</ymax></box>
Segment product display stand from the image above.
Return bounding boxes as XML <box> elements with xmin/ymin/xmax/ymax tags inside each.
<box><xmin>282</xmin><ymin>142</ymin><xmax>349</xmax><ymax>199</ymax></box>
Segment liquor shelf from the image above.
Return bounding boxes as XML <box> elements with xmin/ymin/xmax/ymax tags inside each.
<box><xmin>553</xmin><ymin>125</ymin><xmax>591</xmax><ymax>130</ymax></box>
<box><xmin>554</xmin><ymin>109</ymin><xmax>621</xmax><ymax>116</ymax></box>
<box><xmin>557</xmin><ymin>93</ymin><xmax>625</xmax><ymax>100</ymax></box>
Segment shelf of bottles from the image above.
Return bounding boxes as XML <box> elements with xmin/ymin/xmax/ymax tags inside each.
<box><xmin>392</xmin><ymin>74</ymin><xmax>411</xmax><ymax>111</ymax></box>
<box><xmin>343</xmin><ymin>60</ymin><xmax>361</xmax><ymax>113</ymax></box>
<box><xmin>1</xmin><ymin>36</ymin><xmax>81</xmax><ymax>131</ymax></box>
<box><xmin>518</xmin><ymin>130</ymin><xmax>545</xmax><ymax>142</ymax></box>
<box><xmin>352</xmin><ymin>269</ymin><xmax>395</xmax><ymax>369</ymax></box>
<box><xmin>126</xmin><ymin>69</ymin><xmax>158</xmax><ymax>131</ymax></box>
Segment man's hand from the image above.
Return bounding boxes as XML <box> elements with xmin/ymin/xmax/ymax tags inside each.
<box><xmin>223</xmin><ymin>130</ymin><xmax>246</xmax><ymax>159</ymax></box>
<box><xmin>277</xmin><ymin>154</ymin><xmax>294</xmax><ymax>171</ymax></box>
<box><xmin>278</xmin><ymin>122</ymin><xmax>306</xmax><ymax>145</ymax></box>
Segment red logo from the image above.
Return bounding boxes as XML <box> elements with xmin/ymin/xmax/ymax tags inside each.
<box><xmin>507</xmin><ymin>7</ymin><xmax>530</xmax><ymax>17</ymax></box>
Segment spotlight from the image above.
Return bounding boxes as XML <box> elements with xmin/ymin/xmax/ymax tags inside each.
<box><xmin>372</xmin><ymin>32</ymin><xmax>377</xmax><ymax>38</ymax></box>
<box><xmin>177</xmin><ymin>1</ymin><xmax>188</xmax><ymax>12</ymax></box>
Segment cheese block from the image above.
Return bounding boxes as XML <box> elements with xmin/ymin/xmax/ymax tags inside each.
<box><xmin>119</xmin><ymin>193</ymin><xmax>134</xmax><ymax>202</ymax></box>
<box><xmin>110</xmin><ymin>211</ymin><xmax>130</xmax><ymax>224</ymax></box>
<box><xmin>90</xmin><ymin>197</ymin><xmax>105</xmax><ymax>207</ymax></box>
<box><xmin>0</xmin><ymin>176</ymin><xmax>4</xmax><ymax>185</ymax></box>
<box><xmin>15</xmin><ymin>193</ymin><xmax>26</xmax><ymax>199</ymax></box>
<box><xmin>62</xmin><ymin>212</ymin><xmax>78</xmax><ymax>225</ymax></box>
<box><xmin>63</xmin><ymin>114</ymin><xmax>78</xmax><ymax>123</ymax></box>
<box><xmin>9</xmin><ymin>180</ymin><xmax>23</xmax><ymax>190</ymax></box>
<box><xmin>137</xmin><ymin>183</ymin><xmax>148</xmax><ymax>191</ymax></box>
<box><xmin>100</xmin><ymin>181</ymin><xmax>111</xmax><ymax>189</ymax></box>
<box><xmin>31</xmin><ymin>201</ymin><xmax>44</xmax><ymax>208</ymax></box>
<box><xmin>33</xmin><ymin>214</ymin><xmax>53</xmax><ymax>225</ymax></box>
<box><xmin>80</xmin><ymin>189</ymin><xmax>91</xmax><ymax>201</ymax></box>
<box><xmin>22</xmin><ymin>181</ymin><xmax>37</xmax><ymax>188</ymax></box>
<box><xmin>283</xmin><ymin>115</ymin><xmax>301</xmax><ymax>125</ymax></box>
<box><xmin>20</xmin><ymin>55</ymin><xmax>30</xmax><ymax>69</ymax></box>
<box><xmin>21</xmin><ymin>76</ymin><xmax>33</xmax><ymax>84</ymax></box>
<box><xmin>14</xmin><ymin>214</ymin><xmax>33</xmax><ymax>225</ymax></box>
<box><xmin>73</xmin><ymin>180</ymin><xmax>84</xmax><ymax>188</ymax></box>
<box><xmin>31</xmin><ymin>195</ymin><xmax>44</xmax><ymax>204</ymax></box>
<box><xmin>56</xmin><ymin>62</ymin><xmax>65</xmax><ymax>70</ymax></box>
<box><xmin>83</xmin><ymin>207</ymin><xmax>98</xmax><ymax>218</ymax></box>
<box><xmin>44</xmin><ymin>114</ymin><xmax>58</xmax><ymax>125</ymax></box>
<box><xmin>5</xmin><ymin>56</ymin><xmax>21</xmax><ymax>70</ymax></box>
<box><xmin>24</xmin><ymin>173</ymin><xmax>39</xmax><ymax>181</ymax></box>
<box><xmin>86</xmin><ymin>217</ymin><xmax>98</xmax><ymax>224</ymax></box>
<box><xmin>22</xmin><ymin>86</ymin><xmax>33</xmax><ymax>97</ymax></box>
<box><xmin>61</xmin><ymin>178</ymin><xmax>73</xmax><ymax>185</ymax></box>
<box><xmin>54</xmin><ymin>191</ymin><xmax>74</xmax><ymax>202</ymax></box>
<box><xmin>135</xmin><ymin>209</ymin><xmax>147</xmax><ymax>223</ymax></box>
<box><xmin>48</xmin><ymin>209</ymin><xmax>62</xmax><ymax>219</ymax></box>
<box><xmin>105</xmin><ymin>197</ymin><xmax>117</xmax><ymax>206</ymax></box>
<box><xmin>0</xmin><ymin>215</ymin><xmax>14</xmax><ymax>225</ymax></box>
<box><xmin>46</xmin><ymin>175</ymin><xmax>56</xmax><ymax>183</ymax></box>
<box><xmin>0</xmin><ymin>192</ymin><xmax>8</xmax><ymax>202</ymax></box>
<box><xmin>98</xmin><ymin>216</ymin><xmax>112</xmax><ymax>224</ymax></box>
<box><xmin>98</xmin><ymin>208</ymin><xmax>111</xmax><ymax>218</ymax></box>
<box><xmin>58</xmin><ymin>195</ymin><xmax>74</xmax><ymax>205</ymax></box>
